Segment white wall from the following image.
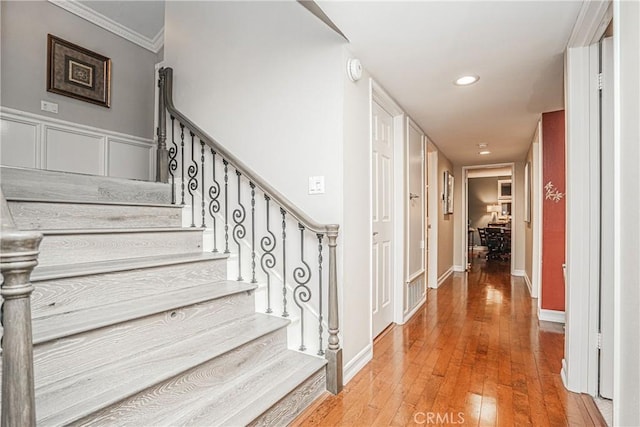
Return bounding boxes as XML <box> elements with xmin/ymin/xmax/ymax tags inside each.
<box><xmin>614</xmin><ymin>1</ymin><xmax>640</xmax><ymax>423</ymax></box>
<box><xmin>0</xmin><ymin>1</ymin><xmax>157</xmax><ymax>139</ymax></box>
<box><xmin>164</xmin><ymin>1</ymin><xmax>345</xmax><ymax>225</ymax></box>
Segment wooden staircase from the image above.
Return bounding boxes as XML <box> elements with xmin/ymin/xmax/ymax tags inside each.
<box><xmin>0</xmin><ymin>166</ymin><xmax>327</xmax><ymax>426</ymax></box>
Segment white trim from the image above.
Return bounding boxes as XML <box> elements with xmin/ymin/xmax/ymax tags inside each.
<box><xmin>427</xmin><ymin>149</ymin><xmax>439</xmax><ymax>289</ymax></box>
<box><xmin>343</xmin><ymin>343</ymin><xmax>373</xmax><ymax>385</ymax></box>
<box><xmin>538</xmin><ymin>308</ymin><xmax>566</xmax><ymax>324</ymax></box>
<box><xmin>532</xmin><ymin>121</ymin><xmax>543</xmax><ymax>301</ymax></box>
<box><xmin>567</xmin><ymin>0</ymin><xmax>612</xmax><ymax>48</ymax></box>
<box><xmin>452</xmin><ymin>265</ymin><xmax>466</xmax><ymax>273</ymax></box>
<box><xmin>437</xmin><ymin>267</ymin><xmax>453</xmax><ymax>288</ymax></box>
<box><xmin>512</xmin><ymin>269</ymin><xmax>526</xmax><ymax>277</ymax></box>
<box><xmin>48</xmin><ymin>0</ymin><xmax>164</xmax><ymax>53</ymax></box>
<box><xmin>523</xmin><ymin>272</ymin><xmax>533</xmax><ymax>296</ymax></box>
<box><xmin>402</xmin><ymin>296</ymin><xmax>426</xmax><ymax>324</ymax></box>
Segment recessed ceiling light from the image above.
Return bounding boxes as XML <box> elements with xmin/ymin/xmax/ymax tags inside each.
<box><xmin>479</xmin><ymin>150</ymin><xmax>491</xmax><ymax>155</ymax></box>
<box><xmin>455</xmin><ymin>75</ymin><xmax>480</xmax><ymax>86</ymax></box>
<box><xmin>477</xmin><ymin>143</ymin><xmax>488</xmax><ymax>148</ymax></box>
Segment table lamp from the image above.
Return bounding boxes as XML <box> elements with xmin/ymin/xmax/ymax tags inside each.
<box><xmin>487</xmin><ymin>204</ymin><xmax>500</xmax><ymax>222</ymax></box>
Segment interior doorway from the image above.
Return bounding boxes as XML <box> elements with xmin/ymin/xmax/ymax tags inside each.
<box><xmin>462</xmin><ymin>164</ymin><xmax>515</xmax><ymax>272</ymax></box>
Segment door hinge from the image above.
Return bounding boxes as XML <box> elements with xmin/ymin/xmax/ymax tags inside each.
<box><xmin>597</xmin><ymin>73</ymin><xmax>603</xmax><ymax>91</ymax></box>
<box><xmin>597</xmin><ymin>332</ymin><xmax>602</xmax><ymax>349</ymax></box>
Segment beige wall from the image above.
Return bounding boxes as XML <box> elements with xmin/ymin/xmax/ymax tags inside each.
<box><xmin>437</xmin><ymin>153</ymin><xmax>454</xmax><ymax>279</ymax></box>
<box><xmin>0</xmin><ymin>1</ymin><xmax>157</xmax><ymax>138</ymax></box>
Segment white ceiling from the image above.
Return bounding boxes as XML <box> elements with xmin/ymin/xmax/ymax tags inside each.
<box><xmin>317</xmin><ymin>1</ymin><xmax>582</xmax><ymax>166</ymax></box>
<box><xmin>77</xmin><ymin>0</ymin><xmax>164</xmax><ymax>40</ymax></box>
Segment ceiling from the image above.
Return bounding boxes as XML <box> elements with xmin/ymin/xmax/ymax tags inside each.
<box><xmin>317</xmin><ymin>1</ymin><xmax>582</xmax><ymax>166</ymax></box>
<box><xmin>76</xmin><ymin>0</ymin><xmax>164</xmax><ymax>41</ymax></box>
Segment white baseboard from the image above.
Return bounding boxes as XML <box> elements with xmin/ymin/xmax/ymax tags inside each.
<box><xmin>402</xmin><ymin>296</ymin><xmax>426</xmax><ymax>323</ymax></box>
<box><xmin>561</xmin><ymin>358</ymin><xmax>569</xmax><ymax>389</ymax></box>
<box><xmin>539</xmin><ymin>308</ymin><xmax>566</xmax><ymax>324</ymax></box>
<box><xmin>436</xmin><ymin>267</ymin><xmax>453</xmax><ymax>288</ymax></box>
<box><xmin>343</xmin><ymin>343</ymin><xmax>373</xmax><ymax>385</ymax></box>
<box><xmin>452</xmin><ymin>265</ymin><xmax>466</xmax><ymax>272</ymax></box>
<box><xmin>523</xmin><ymin>273</ymin><xmax>533</xmax><ymax>296</ymax></box>
<box><xmin>512</xmin><ymin>269</ymin><xmax>526</xmax><ymax>277</ymax></box>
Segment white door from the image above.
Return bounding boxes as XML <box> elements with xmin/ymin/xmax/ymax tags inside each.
<box><xmin>372</xmin><ymin>100</ymin><xmax>394</xmax><ymax>338</ymax></box>
<box><xmin>599</xmin><ymin>36</ymin><xmax>614</xmax><ymax>399</ymax></box>
<box><xmin>406</xmin><ymin>120</ymin><xmax>425</xmax><ymax>311</ymax></box>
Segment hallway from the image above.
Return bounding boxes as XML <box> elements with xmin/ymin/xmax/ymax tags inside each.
<box><xmin>293</xmin><ymin>260</ymin><xmax>605</xmax><ymax>426</ymax></box>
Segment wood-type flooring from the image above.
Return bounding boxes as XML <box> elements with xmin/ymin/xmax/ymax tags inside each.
<box><xmin>293</xmin><ymin>257</ymin><xmax>607</xmax><ymax>426</ymax></box>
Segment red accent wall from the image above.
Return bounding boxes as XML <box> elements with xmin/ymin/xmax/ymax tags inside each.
<box><xmin>541</xmin><ymin>110</ymin><xmax>566</xmax><ymax>311</ymax></box>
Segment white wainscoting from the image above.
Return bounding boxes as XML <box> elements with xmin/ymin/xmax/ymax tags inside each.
<box><xmin>0</xmin><ymin>107</ymin><xmax>155</xmax><ymax>181</ymax></box>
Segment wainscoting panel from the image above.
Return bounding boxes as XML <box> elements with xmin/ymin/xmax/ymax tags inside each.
<box><xmin>45</xmin><ymin>126</ymin><xmax>105</xmax><ymax>175</ymax></box>
<box><xmin>0</xmin><ymin>115</ymin><xmax>40</xmax><ymax>168</ymax></box>
<box><xmin>0</xmin><ymin>108</ymin><xmax>154</xmax><ymax>181</ymax></box>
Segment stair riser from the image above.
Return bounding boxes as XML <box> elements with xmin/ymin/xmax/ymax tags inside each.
<box><xmin>32</xmin><ymin>259</ymin><xmax>227</xmax><ymax>318</ymax></box>
<box><xmin>8</xmin><ymin>201</ymin><xmax>182</xmax><ymax>230</ymax></box>
<box><xmin>68</xmin><ymin>328</ymin><xmax>289</xmax><ymax>427</ymax></box>
<box><xmin>249</xmin><ymin>368</ymin><xmax>326</xmax><ymax>427</ymax></box>
<box><xmin>32</xmin><ymin>291</ymin><xmax>258</xmax><ymax>390</ymax></box>
<box><xmin>37</xmin><ymin>230</ymin><xmax>203</xmax><ymax>267</ymax></box>
<box><xmin>0</xmin><ymin>166</ymin><xmax>171</xmax><ymax>205</ymax></box>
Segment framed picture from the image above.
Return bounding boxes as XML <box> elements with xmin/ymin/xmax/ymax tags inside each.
<box><xmin>524</xmin><ymin>161</ymin><xmax>531</xmax><ymax>223</ymax></box>
<box><xmin>442</xmin><ymin>170</ymin><xmax>454</xmax><ymax>214</ymax></box>
<box><xmin>497</xmin><ymin>179</ymin><xmax>512</xmax><ymax>200</ymax></box>
<box><xmin>47</xmin><ymin>34</ymin><xmax>111</xmax><ymax>108</ymax></box>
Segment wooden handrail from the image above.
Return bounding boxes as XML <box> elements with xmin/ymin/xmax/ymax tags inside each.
<box><xmin>0</xmin><ymin>189</ymin><xmax>42</xmax><ymax>426</ymax></box>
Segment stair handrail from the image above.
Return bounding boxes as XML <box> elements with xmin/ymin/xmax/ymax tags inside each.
<box><xmin>157</xmin><ymin>67</ymin><xmax>337</xmax><ymax>236</ymax></box>
<box><xmin>156</xmin><ymin>67</ymin><xmax>342</xmax><ymax>394</ymax></box>
<box><xmin>0</xmin><ymin>189</ymin><xmax>42</xmax><ymax>426</ymax></box>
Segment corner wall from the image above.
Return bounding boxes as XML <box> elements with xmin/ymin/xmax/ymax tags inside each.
<box><xmin>437</xmin><ymin>154</ymin><xmax>454</xmax><ymax>279</ymax></box>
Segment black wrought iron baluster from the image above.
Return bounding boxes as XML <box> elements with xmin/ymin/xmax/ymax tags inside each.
<box><xmin>317</xmin><ymin>233</ymin><xmax>325</xmax><ymax>356</ymax></box>
<box><xmin>180</xmin><ymin>124</ymin><xmax>185</xmax><ymax>205</ymax></box>
<box><xmin>260</xmin><ymin>195</ymin><xmax>276</xmax><ymax>313</ymax></box>
<box><xmin>187</xmin><ymin>132</ymin><xmax>198</xmax><ymax>227</ymax></box>
<box><xmin>293</xmin><ymin>224</ymin><xmax>312</xmax><ymax>351</ymax></box>
<box><xmin>168</xmin><ymin>116</ymin><xmax>177</xmax><ymax>204</ymax></box>
<box><xmin>200</xmin><ymin>141</ymin><xmax>206</xmax><ymax>227</ymax></box>
<box><xmin>223</xmin><ymin>159</ymin><xmax>230</xmax><ymax>254</ymax></box>
<box><xmin>281</xmin><ymin>208</ymin><xmax>288</xmax><ymax>317</ymax></box>
<box><xmin>232</xmin><ymin>170</ymin><xmax>246</xmax><ymax>281</ymax></box>
<box><xmin>208</xmin><ymin>149</ymin><xmax>220</xmax><ymax>253</ymax></box>
<box><xmin>250</xmin><ymin>182</ymin><xmax>257</xmax><ymax>284</ymax></box>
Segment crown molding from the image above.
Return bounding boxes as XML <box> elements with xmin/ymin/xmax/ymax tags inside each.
<box><xmin>49</xmin><ymin>0</ymin><xmax>164</xmax><ymax>53</ymax></box>
<box><xmin>566</xmin><ymin>0</ymin><xmax>612</xmax><ymax>48</ymax></box>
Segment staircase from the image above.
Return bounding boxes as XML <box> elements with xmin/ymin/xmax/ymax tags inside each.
<box><xmin>0</xmin><ymin>165</ymin><xmax>327</xmax><ymax>426</ymax></box>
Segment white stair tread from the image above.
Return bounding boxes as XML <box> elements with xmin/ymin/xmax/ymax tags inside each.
<box><xmin>36</xmin><ymin>313</ymin><xmax>291</xmax><ymax>426</ymax></box>
<box><xmin>32</xmin><ymin>252</ymin><xmax>228</xmax><ymax>282</ymax></box>
<box><xmin>139</xmin><ymin>350</ymin><xmax>326</xmax><ymax>426</ymax></box>
<box><xmin>33</xmin><ymin>280</ymin><xmax>257</xmax><ymax>344</ymax></box>
<box><xmin>39</xmin><ymin>226</ymin><xmax>204</xmax><ymax>235</ymax></box>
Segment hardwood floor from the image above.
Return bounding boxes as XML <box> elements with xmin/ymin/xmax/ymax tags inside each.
<box><xmin>293</xmin><ymin>258</ymin><xmax>606</xmax><ymax>426</ymax></box>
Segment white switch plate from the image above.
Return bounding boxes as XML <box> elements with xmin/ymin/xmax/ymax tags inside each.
<box><xmin>308</xmin><ymin>176</ymin><xmax>325</xmax><ymax>195</ymax></box>
<box><xmin>41</xmin><ymin>100</ymin><xmax>58</xmax><ymax>114</ymax></box>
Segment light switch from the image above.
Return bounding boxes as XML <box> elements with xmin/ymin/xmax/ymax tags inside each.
<box><xmin>308</xmin><ymin>176</ymin><xmax>325</xmax><ymax>195</ymax></box>
<box><xmin>41</xmin><ymin>100</ymin><xmax>58</xmax><ymax>114</ymax></box>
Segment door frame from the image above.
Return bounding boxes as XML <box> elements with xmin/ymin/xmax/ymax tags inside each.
<box><xmin>461</xmin><ymin>162</ymin><xmax>516</xmax><ymax>273</ymax></box>
<box><xmin>370</xmin><ymin>80</ymin><xmax>405</xmax><ymax>337</ymax></box>
<box><xmin>426</xmin><ymin>146</ymin><xmax>439</xmax><ymax>289</ymax></box>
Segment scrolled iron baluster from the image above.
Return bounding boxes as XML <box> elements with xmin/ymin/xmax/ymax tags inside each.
<box><xmin>187</xmin><ymin>132</ymin><xmax>198</xmax><ymax>227</ymax></box>
<box><xmin>208</xmin><ymin>149</ymin><xmax>220</xmax><ymax>253</ymax></box>
<box><xmin>260</xmin><ymin>195</ymin><xmax>276</xmax><ymax>313</ymax></box>
<box><xmin>250</xmin><ymin>182</ymin><xmax>257</xmax><ymax>284</ymax></box>
<box><xmin>293</xmin><ymin>223</ymin><xmax>312</xmax><ymax>351</ymax></box>
<box><xmin>232</xmin><ymin>170</ymin><xmax>246</xmax><ymax>281</ymax></box>
<box><xmin>180</xmin><ymin>124</ymin><xmax>185</xmax><ymax>205</ymax></box>
<box><xmin>200</xmin><ymin>141</ymin><xmax>206</xmax><ymax>228</ymax></box>
<box><xmin>281</xmin><ymin>208</ymin><xmax>288</xmax><ymax>317</ymax></box>
<box><xmin>317</xmin><ymin>233</ymin><xmax>325</xmax><ymax>356</ymax></box>
<box><xmin>168</xmin><ymin>116</ymin><xmax>178</xmax><ymax>204</ymax></box>
<box><xmin>223</xmin><ymin>159</ymin><xmax>230</xmax><ymax>254</ymax></box>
